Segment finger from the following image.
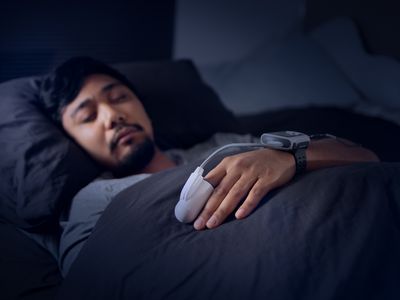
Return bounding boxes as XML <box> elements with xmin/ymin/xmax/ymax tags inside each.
<box><xmin>193</xmin><ymin>173</ymin><xmax>240</xmax><ymax>230</ymax></box>
<box><xmin>206</xmin><ymin>176</ymin><xmax>257</xmax><ymax>229</ymax></box>
<box><xmin>235</xmin><ymin>179</ymin><xmax>271</xmax><ymax>219</ymax></box>
<box><xmin>203</xmin><ymin>158</ymin><xmax>229</xmax><ymax>187</ymax></box>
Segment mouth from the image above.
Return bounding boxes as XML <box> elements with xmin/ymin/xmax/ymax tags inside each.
<box><xmin>111</xmin><ymin>125</ymin><xmax>143</xmax><ymax>152</ymax></box>
<box><xmin>116</xmin><ymin>127</ymin><xmax>139</xmax><ymax>145</ymax></box>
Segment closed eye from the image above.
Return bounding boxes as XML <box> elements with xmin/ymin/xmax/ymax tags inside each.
<box><xmin>110</xmin><ymin>94</ymin><xmax>128</xmax><ymax>103</ymax></box>
<box><xmin>80</xmin><ymin>112</ymin><xmax>97</xmax><ymax>123</ymax></box>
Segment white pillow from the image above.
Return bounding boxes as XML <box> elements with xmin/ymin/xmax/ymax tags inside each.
<box><xmin>310</xmin><ymin>17</ymin><xmax>400</xmax><ymax>111</ymax></box>
<box><xmin>199</xmin><ymin>30</ymin><xmax>361</xmax><ymax>115</ymax></box>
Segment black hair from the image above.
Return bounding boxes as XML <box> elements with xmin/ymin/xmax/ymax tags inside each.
<box><xmin>39</xmin><ymin>56</ymin><xmax>139</xmax><ymax>123</ymax></box>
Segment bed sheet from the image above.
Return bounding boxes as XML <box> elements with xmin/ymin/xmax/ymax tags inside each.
<box><xmin>58</xmin><ymin>160</ymin><xmax>400</xmax><ymax>300</ymax></box>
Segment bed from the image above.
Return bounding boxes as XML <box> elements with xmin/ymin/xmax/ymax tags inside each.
<box><xmin>1</xmin><ymin>3</ymin><xmax>400</xmax><ymax>300</ymax></box>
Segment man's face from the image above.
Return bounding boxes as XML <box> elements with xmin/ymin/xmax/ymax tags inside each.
<box><xmin>62</xmin><ymin>74</ymin><xmax>155</xmax><ymax>175</ymax></box>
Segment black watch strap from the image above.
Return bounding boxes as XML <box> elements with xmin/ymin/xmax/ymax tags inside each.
<box><xmin>293</xmin><ymin>148</ymin><xmax>307</xmax><ymax>175</ymax></box>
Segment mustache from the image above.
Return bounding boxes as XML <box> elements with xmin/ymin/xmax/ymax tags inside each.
<box><xmin>110</xmin><ymin>123</ymin><xmax>144</xmax><ymax>152</ymax></box>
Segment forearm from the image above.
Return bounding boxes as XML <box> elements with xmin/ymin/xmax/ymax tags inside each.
<box><xmin>306</xmin><ymin>138</ymin><xmax>380</xmax><ymax>171</ymax></box>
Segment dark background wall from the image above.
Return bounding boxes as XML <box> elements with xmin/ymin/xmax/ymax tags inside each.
<box><xmin>173</xmin><ymin>0</ymin><xmax>305</xmax><ymax>65</ymax></box>
<box><xmin>0</xmin><ymin>0</ymin><xmax>175</xmax><ymax>83</ymax></box>
<box><xmin>1</xmin><ymin>0</ymin><xmax>400</xmax><ymax>83</ymax></box>
<box><xmin>305</xmin><ymin>0</ymin><xmax>400</xmax><ymax>61</ymax></box>
<box><xmin>173</xmin><ymin>0</ymin><xmax>400</xmax><ymax>65</ymax></box>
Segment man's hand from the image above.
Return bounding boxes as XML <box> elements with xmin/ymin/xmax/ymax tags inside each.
<box><xmin>192</xmin><ymin>137</ymin><xmax>379</xmax><ymax>230</ymax></box>
<box><xmin>193</xmin><ymin>148</ymin><xmax>296</xmax><ymax>230</ymax></box>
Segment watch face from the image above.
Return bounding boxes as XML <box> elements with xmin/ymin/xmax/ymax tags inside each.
<box><xmin>260</xmin><ymin>131</ymin><xmax>310</xmax><ymax>151</ymax></box>
<box><xmin>275</xmin><ymin>131</ymin><xmax>304</xmax><ymax>137</ymax></box>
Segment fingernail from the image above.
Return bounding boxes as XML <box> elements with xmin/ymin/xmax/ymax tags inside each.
<box><xmin>207</xmin><ymin>216</ymin><xmax>218</xmax><ymax>228</ymax></box>
<box><xmin>194</xmin><ymin>217</ymin><xmax>205</xmax><ymax>230</ymax></box>
<box><xmin>236</xmin><ymin>208</ymin><xmax>245</xmax><ymax>219</ymax></box>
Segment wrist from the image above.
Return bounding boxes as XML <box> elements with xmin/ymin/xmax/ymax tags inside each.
<box><xmin>292</xmin><ymin>148</ymin><xmax>307</xmax><ymax>175</ymax></box>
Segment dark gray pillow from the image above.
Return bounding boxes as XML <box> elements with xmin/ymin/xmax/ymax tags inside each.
<box><xmin>0</xmin><ymin>59</ymin><xmax>238</xmax><ymax>231</ymax></box>
<box><xmin>115</xmin><ymin>60</ymin><xmax>238</xmax><ymax>149</ymax></box>
<box><xmin>0</xmin><ymin>77</ymin><xmax>100</xmax><ymax>231</ymax></box>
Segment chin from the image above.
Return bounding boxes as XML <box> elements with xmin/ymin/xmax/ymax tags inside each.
<box><xmin>113</xmin><ymin>136</ymin><xmax>156</xmax><ymax>177</ymax></box>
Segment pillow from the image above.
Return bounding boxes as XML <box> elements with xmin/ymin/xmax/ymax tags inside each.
<box><xmin>198</xmin><ymin>30</ymin><xmax>362</xmax><ymax>115</ymax></box>
<box><xmin>0</xmin><ymin>77</ymin><xmax>100</xmax><ymax>231</ymax></box>
<box><xmin>114</xmin><ymin>60</ymin><xmax>238</xmax><ymax>149</ymax></box>
<box><xmin>309</xmin><ymin>17</ymin><xmax>400</xmax><ymax>125</ymax></box>
<box><xmin>0</xmin><ymin>59</ymin><xmax>238</xmax><ymax>231</ymax></box>
<box><xmin>353</xmin><ymin>102</ymin><xmax>400</xmax><ymax>127</ymax></box>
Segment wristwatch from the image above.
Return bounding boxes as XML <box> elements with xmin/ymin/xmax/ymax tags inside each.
<box><xmin>260</xmin><ymin>131</ymin><xmax>310</xmax><ymax>175</ymax></box>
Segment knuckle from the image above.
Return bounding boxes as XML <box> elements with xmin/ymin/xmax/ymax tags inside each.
<box><xmin>244</xmin><ymin>198</ymin><xmax>258</xmax><ymax>209</ymax></box>
<box><xmin>221</xmin><ymin>156</ymin><xmax>231</xmax><ymax>165</ymax></box>
<box><xmin>203</xmin><ymin>199</ymin><xmax>220</xmax><ymax>213</ymax></box>
<box><xmin>232</xmin><ymin>157</ymin><xmax>248</xmax><ymax>169</ymax></box>
<box><xmin>216</xmin><ymin>206</ymin><xmax>228</xmax><ymax>219</ymax></box>
<box><xmin>263</xmin><ymin>167</ymin><xmax>274</xmax><ymax>177</ymax></box>
<box><xmin>200</xmin><ymin>206</ymin><xmax>214</xmax><ymax>219</ymax></box>
<box><xmin>251</xmin><ymin>188</ymin><xmax>263</xmax><ymax>199</ymax></box>
<box><xmin>230</xmin><ymin>187</ymin><xmax>244</xmax><ymax>200</ymax></box>
<box><xmin>214</xmin><ymin>185</ymin><xmax>228</xmax><ymax>197</ymax></box>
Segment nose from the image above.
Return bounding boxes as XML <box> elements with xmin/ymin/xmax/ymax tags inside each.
<box><xmin>100</xmin><ymin>105</ymin><xmax>126</xmax><ymax>130</ymax></box>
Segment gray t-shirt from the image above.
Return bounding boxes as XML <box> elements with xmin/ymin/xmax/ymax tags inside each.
<box><xmin>31</xmin><ymin>133</ymin><xmax>259</xmax><ymax>277</ymax></box>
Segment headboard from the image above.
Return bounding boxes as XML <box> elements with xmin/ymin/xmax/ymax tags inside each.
<box><xmin>305</xmin><ymin>0</ymin><xmax>400</xmax><ymax>61</ymax></box>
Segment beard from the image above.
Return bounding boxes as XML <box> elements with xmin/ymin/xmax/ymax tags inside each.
<box><xmin>112</xmin><ymin>135</ymin><xmax>156</xmax><ymax>178</ymax></box>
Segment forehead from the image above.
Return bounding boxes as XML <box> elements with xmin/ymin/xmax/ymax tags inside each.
<box><xmin>75</xmin><ymin>74</ymin><xmax>122</xmax><ymax>100</ymax></box>
<box><xmin>62</xmin><ymin>74</ymin><xmax>126</xmax><ymax>120</ymax></box>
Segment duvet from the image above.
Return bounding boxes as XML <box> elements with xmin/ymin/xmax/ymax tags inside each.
<box><xmin>58</xmin><ymin>161</ymin><xmax>400</xmax><ymax>300</ymax></box>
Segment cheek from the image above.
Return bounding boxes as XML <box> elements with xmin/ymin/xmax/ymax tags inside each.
<box><xmin>70</xmin><ymin>126</ymin><xmax>107</xmax><ymax>155</ymax></box>
<box><xmin>140</xmin><ymin>117</ymin><xmax>153</xmax><ymax>137</ymax></box>
<box><xmin>130</xmin><ymin>104</ymin><xmax>153</xmax><ymax>136</ymax></box>
<box><xmin>79</xmin><ymin>127</ymin><xmax>104</xmax><ymax>146</ymax></box>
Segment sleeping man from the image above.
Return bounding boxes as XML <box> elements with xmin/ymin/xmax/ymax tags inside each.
<box><xmin>39</xmin><ymin>57</ymin><xmax>379</xmax><ymax>276</ymax></box>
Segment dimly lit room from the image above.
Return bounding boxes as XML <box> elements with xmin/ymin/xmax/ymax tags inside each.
<box><xmin>1</xmin><ymin>0</ymin><xmax>400</xmax><ymax>299</ymax></box>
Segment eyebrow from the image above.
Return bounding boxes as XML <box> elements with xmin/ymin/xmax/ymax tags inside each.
<box><xmin>69</xmin><ymin>82</ymin><xmax>123</xmax><ymax>120</ymax></box>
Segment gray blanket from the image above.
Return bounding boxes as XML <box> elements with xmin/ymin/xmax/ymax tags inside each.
<box><xmin>58</xmin><ymin>161</ymin><xmax>400</xmax><ymax>300</ymax></box>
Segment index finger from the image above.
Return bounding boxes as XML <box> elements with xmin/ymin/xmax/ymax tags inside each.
<box><xmin>204</xmin><ymin>162</ymin><xmax>227</xmax><ymax>187</ymax></box>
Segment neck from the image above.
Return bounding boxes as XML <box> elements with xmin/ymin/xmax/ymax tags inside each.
<box><xmin>140</xmin><ymin>148</ymin><xmax>176</xmax><ymax>174</ymax></box>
